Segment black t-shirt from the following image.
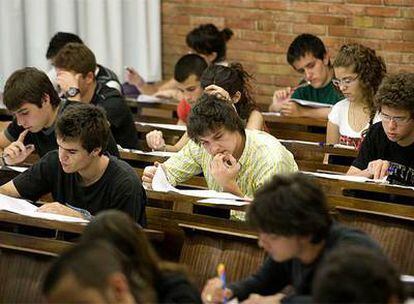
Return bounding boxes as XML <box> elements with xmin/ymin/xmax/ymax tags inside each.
<box><xmin>13</xmin><ymin>151</ymin><xmax>146</xmax><ymax>226</ymax></box>
<box><xmin>352</xmin><ymin>122</ymin><xmax>414</xmax><ymax>170</ymax></box>
<box><xmin>91</xmin><ymin>83</ymin><xmax>138</xmax><ymax>149</ymax></box>
<box><xmin>228</xmin><ymin>223</ymin><xmax>382</xmax><ymax>303</ymax></box>
<box><xmin>4</xmin><ymin>100</ymin><xmax>120</xmax><ymax>158</ymax></box>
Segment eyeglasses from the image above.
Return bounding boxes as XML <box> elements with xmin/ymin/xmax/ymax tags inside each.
<box><xmin>380</xmin><ymin>112</ymin><xmax>412</xmax><ymax>124</ymax></box>
<box><xmin>332</xmin><ymin>75</ymin><xmax>358</xmax><ymax>87</ymax></box>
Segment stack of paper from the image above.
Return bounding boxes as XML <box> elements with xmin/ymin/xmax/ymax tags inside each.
<box><xmin>290</xmin><ymin>98</ymin><xmax>333</xmax><ymax>108</ymax></box>
<box><xmin>136</xmin><ymin>122</ymin><xmax>187</xmax><ymax>132</ymax></box>
<box><xmin>0</xmin><ymin>194</ymin><xmax>88</xmax><ymax>223</ymax></box>
<box><xmin>152</xmin><ymin>166</ymin><xmax>250</xmax><ymax>203</ymax></box>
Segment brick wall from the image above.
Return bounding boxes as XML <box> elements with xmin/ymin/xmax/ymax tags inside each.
<box><xmin>161</xmin><ymin>0</ymin><xmax>414</xmax><ymax>109</ymax></box>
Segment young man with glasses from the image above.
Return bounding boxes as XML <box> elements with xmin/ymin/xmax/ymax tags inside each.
<box><xmin>268</xmin><ymin>34</ymin><xmax>343</xmax><ymax>118</ymax></box>
<box><xmin>347</xmin><ymin>73</ymin><xmax>414</xmax><ymax>180</ymax></box>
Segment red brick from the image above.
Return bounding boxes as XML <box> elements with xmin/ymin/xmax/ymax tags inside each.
<box><xmin>256</xmin><ymin>1</ymin><xmax>290</xmax><ymax>10</ymax></box>
<box><xmin>290</xmin><ymin>2</ymin><xmax>329</xmax><ymax>13</ymax></box>
<box><xmin>230</xmin><ymin>51</ymin><xmax>282</xmax><ymax>64</ymax></box>
<box><xmin>384</xmin><ymin>18</ymin><xmax>414</xmax><ymax>30</ymax></box>
<box><xmin>240</xmin><ymin>30</ymin><xmax>275</xmax><ymax>42</ymax></box>
<box><xmin>309</xmin><ymin>15</ymin><xmax>346</xmax><ymax>25</ymax></box>
<box><xmin>346</xmin><ymin>0</ymin><xmax>382</xmax><ymax>4</ymax></box>
<box><xmin>231</xmin><ymin>40</ymin><xmax>280</xmax><ymax>53</ymax></box>
<box><xmin>384</xmin><ymin>0</ymin><xmax>414</xmax><ymax>5</ymax></box>
<box><xmin>403</xmin><ymin>31</ymin><xmax>414</xmax><ymax>41</ymax></box>
<box><xmin>403</xmin><ymin>8</ymin><xmax>414</xmax><ymax>18</ymax></box>
<box><xmin>328</xmin><ymin>4</ymin><xmax>366</xmax><ymax>15</ymax></box>
<box><xmin>225</xmin><ymin>18</ymin><xmax>256</xmax><ymax>30</ymax></box>
<box><xmin>254</xmin><ymin>64</ymin><xmax>293</xmax><ymax>75</ymax></box>
<box><xmin>329</xmin><ymin>26</ymin><xmax>359</xmax><ymax>37</ymax></box>
<box><xmin>350</xmin><ymin>16</ymin><xmax>384</xmax><ymax>28</ymax></box>
<box><xmin>256</xmin><ymin>21</ymin><xmax>291</xmax><ymax>32</ymax></box>
<box><xmin>293</xmin><ymin>24</ymin><xmax>326</xmax><ymax>35</ymax></box>
<box><xmin>190</xmin><ymin>17</ymin><xmax>225</xmax><ymax>27</ymax></box>
<box><xmin>360</xmin><ymin>28</ymin><xmax>403</xmax><ymax>40</ymax></box>
<box><xmin>365</xmin><ymin>6</ymin><xmax>401</xmax><ymax>17</ymax></box>
<box><xmin>383</xmin><ymin>41</ymin><xmax>414</xmax><ymax>52</ymax></box>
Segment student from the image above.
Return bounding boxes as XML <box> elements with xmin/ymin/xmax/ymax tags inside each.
<box><xmin>125</xmin><ymin>23</ymin><xmax>233</xmax><ymax>95</ymax></box>
<box><xmin>46</xmin><ymin>31</ymin><xmax>122</xmax><ymax>93</ymax></box>
<box><xmin>143</xmin><ymin>94</ymin><xmax>298</xmax><ymax>199</ymax></box>
<box><xmin>53</xmin><ymin>42</ymin><xmax>139</xmax><ymax>149</ymax></box>
<box><xmin>313</xmin><ymin>245</ymin><xmax>404</xmax><ymax>304</ymax></box>
<box><xmin>0</xmin><ymin>104</ymin><xmax>146</xmax><ymax>225</ymax></box>
<box><xmin>43</xmin><ymin>240</ymin><xmax>156</xmax><ymax>303</ymax></box>
<box><xmin>147</xmin><ymin>62</ymin><xmax>265</xmax><ymax>152</ymax></box>
<box><xmin>347</xmin><ymin>73</ymin><xmax>414</xmax><ymax>180</ymax></box>
<box><xmin>146</xmin><ymin>54</ymin><xmax>207</xmax><ymax>152</ymax></box>
<box><xmin>268</xmin><ymin>33</ymin><xmax>343</xmax><ymax>118</ymax></box>
<box><xmin>327</xmin><ymin>43</ymin><xmax>386</xmax><ymax>149</ymax></box>
<box><xmin>201</xmin><ymin>173</ymin><xmax>383</xmax><ymax>303</ymax></box>
<box><xmin>79</xmin><ymin>210</ymin><xmax>202</xmax><ymax>303</ymax></box>
<box><xmin>201</xmin><ymin>63</ymin><xmax>264</xmax><ymax>130</ymax></box>
<box><xmin>0</xmin><ymin>67</ymin><xmax>119</xmax><ymax>165</ymax></box>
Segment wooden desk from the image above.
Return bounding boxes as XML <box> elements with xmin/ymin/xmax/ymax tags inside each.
<box><xmin>126</xmin><ymin>98</ymin><xmax>179</xmax><ymax>124</ymax></box>
<box><xmin>263</xmin><ymin>113</ymin><xmax>327</xmax><ymax>142</ymax></box>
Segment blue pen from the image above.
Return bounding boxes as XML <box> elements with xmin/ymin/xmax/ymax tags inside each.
<box><xmin>217</xmin><ymin>263</ymin><xmax>227</xmax><ymax>303</ymax></box>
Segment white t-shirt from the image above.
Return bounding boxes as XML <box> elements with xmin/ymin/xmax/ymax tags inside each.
<box><xmin>328</xmin><ymin>99</ymin><xmax>381</xmax><ymax>138</ymax></box>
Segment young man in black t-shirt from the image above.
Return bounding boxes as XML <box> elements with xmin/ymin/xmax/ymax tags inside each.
<box><xmin>348</xmin><ymin>73</ymin><xmax>414</xmax><ymax>180</ymax></box>
<box><xmin>53</xmin><ymin>42</ymin><xmax>138</xmax><ymax>149</ymax></box>
<box><xmin>201</xmin><ymin>173</ymin><xmax>383</xmax><ymax>303</ymax></box>
<box><xmin>0</xmin><ymin>104</ymin><xmax>146</xmax><ymax>225</ymax></box>
<box><xmin>0</xmin><ymin>68</ymin><xmax>119</xmax><ymax>165</ymax></box>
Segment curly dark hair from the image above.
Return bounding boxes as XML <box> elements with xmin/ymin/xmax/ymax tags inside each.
<box><xmin>187</xmin><ymin>93</ymin><xmax>245</xmax><ymax>143</ymax></box>
<box><xmin>334</xmin><ymin>43</ymin><xmax>386</xmax><ymax>119</ymax></box>
<box><xmin>200</xmin><ymin>62</ymin><xmax>257</xmax><ymax>120</ymax></box>
<box><xmin>375</xmin><ymin>73</ymin><xmax>414</xmax><ymax>116</ymax></box>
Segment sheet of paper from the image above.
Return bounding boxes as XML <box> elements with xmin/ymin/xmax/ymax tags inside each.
<box><xmin>177</xmin><ymin>189</ymin><xmax>244</xmax><ymax>200</ymax></box>
<box><xmin>290</xmin><ymin>98</ymin><xmax>333</xmax><ymax>108</ymax></box>
<box><xmin>198</xmin><ymin>198</ymin><xmax>250</xmax><ymax>206</ymax></box>
<box><xmin>136</xmin><ymin>94</ymin><xmax>169</xmax><ymax>103</ymax></box>
<box><xmin>0</xmin><ymin>193</ymin><xmax>88</xmax><ymax>223</ymax></box>
<box><xmin>333</xmin><ymin>144</ymin><xmax>357</xmax><ymax>150</ymax></box>
<box><xmin>151</xmin><ymin>167</ymin><xmax>246</xmax><ymax>200</ymax></box>
<box><xmin>279</xmin><ymin>139</ymin><xmax>320</xmax><ymax>146</ymax></box>
<box><xmin>302</xmin><ymin>171</ymin><xmax>389</xmax><ymax>184</ymax></box>
<box><xmin>152</xmin><ymin>166</ymin><xmax>176</xmax><ymax>192</ymax></box>
<box><xmin>0</xmin><ymin>193</ymin><xmax>37</xmax><ymax>213</ymax></box>
<box><xmin>262</xmin><ymin>111</ymin><xmax>281</xmax><ymax>117</ymax></box>
<box><xmin>137</xmin><ymin>122</ymin><xmax>187</xmax><ymax>132</ymax></box>
<box><xmin>118</xmin><ymin>147</ymin><xmax>176</xmax><ymax>158</ymax></box>
<box><xmin>6</xmin><ymin>166</ymin><xmax>29</xmax><ymax>172</ymax></box>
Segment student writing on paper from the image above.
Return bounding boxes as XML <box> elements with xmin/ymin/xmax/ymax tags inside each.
<box><xmin>54</xmin><ymin>43</ymin><xmax>138</xmax><ymax>149</ymax></box>
<box><xmin>0</xmin><ymin>104</ymin><xmax>147</xmax><ymax>225</ymax></box>
<box><xmin>125</xmin><ymin>23</ymin><xmax>233</xmax><ymax>96</ymax></box>
<box><xmin>268</xmin><ymin>34</ymin><xmax>343</xmax><ymax>118</ymax></box>
<box><xmin>202</xmin><ymin>173</ymin><xmax>385</xmax><ymax>304</ymax></box>
<box><xmin>46</xmin><ymin>32</ymin><xmax>122</xmax><ymax>93</ymax></box>
<box><xmin>142</xmin><ymin>94</ymin><xmax>297</xmax><ymax>199</ymax></box>
<box><xmin>327</xmin><ymin>44</ymin><xmax>386</xmax><ymax>150</ymax></box>
<box><xmin>145</xmin><ymin>54</ymin><xmax>207</xmax><ymax>152</ymax></box>
<box><xmin>0</xmin><ymin>67</ymin><xmax>119</xmax><ymax>165</ymax></box>
<box><xmin>347</xmin><ymin>73</ymin><xmax>414</xmax><ymax>182</ymax></box>
<box><xmin>79</xmin><ymin>210</ymin><xmax>202</xmax><ymax>303</ymax></box>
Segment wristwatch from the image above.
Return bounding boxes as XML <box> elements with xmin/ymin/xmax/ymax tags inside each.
<box><xmin>66</xmin><ymin>87</ymin><xmax>80</xmax><ymax>98</ymax></box>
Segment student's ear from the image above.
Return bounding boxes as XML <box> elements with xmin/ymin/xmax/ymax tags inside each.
<box><xmin>85</xmin><ymin>71</ymin><xmax>95</xmax><ymax>84</ymax></box>
<box><xmin>40</xmin><ymin>94</ymin><xmax>51</xmax><ymax>108</ymax></box>
<box><xmin>231</xmin><ymin>91</ymin><xmax>241</xmax><ymax>104</ymax></box>
<box><xmin>106</xmin><ymin>273</ymin><xmax>133</xmax><ymax>304</ymax></box>
<box><xmin>90</xmin><ymin>147</ymin><xmax>102</xmax><ymax>157</ymax></box>
<box><xmin>323</xmin><ymin>51</ymin><xmax>330</xmax><ymax>66</ymax></box>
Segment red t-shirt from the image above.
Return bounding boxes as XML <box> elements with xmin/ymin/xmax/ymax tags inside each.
<box><xmin>177</xmin><ymin>99</ymin><xmax>191</xmax><ymax>123</ymax></box>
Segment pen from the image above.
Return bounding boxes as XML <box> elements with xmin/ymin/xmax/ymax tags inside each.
<box><xmin>217</xmin><ymin>263</ymin><xmax>227</xmax><ymax>304</ymax></box>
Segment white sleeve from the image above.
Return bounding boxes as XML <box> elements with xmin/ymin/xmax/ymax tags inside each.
<box><xmin>328</xmin><ymin>102</ymin><xmax>341</xmax><ymax>125</ymax></box>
